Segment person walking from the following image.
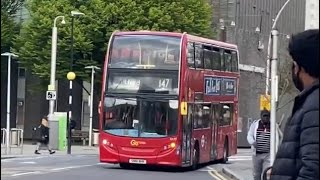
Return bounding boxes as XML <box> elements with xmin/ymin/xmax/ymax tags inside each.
<box><xmin>34</xmin><ymin>116</ymin><xmax>55</xmax><ymax>155</ymax></box>
<box><xmin>270</xmin><ymin>29</ymin><xmax>319</xmax><ymax>180</ymax></box>
<box><xmin>247</xmin><ymin>109</ymin><xmax>271</xmax><ymax>180</ymax></box>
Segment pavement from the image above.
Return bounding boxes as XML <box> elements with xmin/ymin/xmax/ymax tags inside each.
<box><xmin>1</xmin><ymin>143</ymin><xmax>252</xmax><ymax>180</ymax></box>
<box><xmin>1</xmin><ymin>143</ymin><xmax>99</xmax><ymax>158</ymax></box>
<box><xmin>221</xmin><ymin>148</ymin><xmax>253</xmax><ymax>180</ymax></box>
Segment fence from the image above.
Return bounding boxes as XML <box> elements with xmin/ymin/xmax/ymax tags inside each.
<box><xmin>1</xmin><ymin>128</ymin><xmax>24</xmax><ymax>155</ymax></box>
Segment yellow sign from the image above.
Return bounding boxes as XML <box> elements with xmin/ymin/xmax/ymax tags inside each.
<box><xmin>130</xmin><ymin>140</ymin><xmax>146</xmax><ymax>147</ymax></box>
<box><xmin>48</xmin><ymin>85</ymin><xmax>54</xmax><ymax>91</ymax></box>
<box><xmin>180</xmin><ymin>102</ymin><xmax>188</xmax><ymax>115</ymax></box>
<box><xmin>260</xmin><ymin>94</ymin><xmax>271</xmax><ymax>111</ymax></box>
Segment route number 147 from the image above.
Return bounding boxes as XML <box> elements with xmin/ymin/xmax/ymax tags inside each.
<box><xmin>158</xmin><ymin>79</ymin><xmax>170</xmax><ymax>88</ymax></box>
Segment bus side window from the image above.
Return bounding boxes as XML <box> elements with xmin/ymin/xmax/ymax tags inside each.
<box><xmin>214</xmin><ymin>104</ymin><xmax>224</xmax><ymax>126</ymax></box>
<box><xmin>195</xmin><ymin>44</ymin><xmax>203</xmax><ymax>69</ymax></box>
<box><xmin>203</xmin><ymin>46</ymin><xmax>212</xmax><ymax>70</ymax></box>
<box><xmin>221</xmin><ymin>104</ymin><xmax>233</xmax><ymax>126</ymax></box>
<box><xmin>231</xmin><ymin>51</ymin><xmax>238</xmax><ymax>72</ymax></box>
<box><xmin>224</xmin><ymin>50</ymin><xmax>232</xmax><ymax>72</ymax></box>
<box><xmin>211</xmin><ymin>47</ymin><xmax>221</xmax><ymax>70</ymax></box>
<box><xmin>220</xmin><ymin>49</ymin><xmax>225</xmax><ymax>71</ymax></box>
<box><xmin>202</xmin><ymin>104</ymin><xmax>211</xmax><ymax>128</ymax></box>
<box><xmin>187</xmin><ymin>43</ymin><xmax>195</xmax><ymax>68</ymax></box>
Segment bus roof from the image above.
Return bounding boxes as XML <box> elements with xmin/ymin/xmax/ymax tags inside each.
<box><xmin>113</xmin><ymin>31</ymin><xmax>238</xmax><ymax>50</ymax></box>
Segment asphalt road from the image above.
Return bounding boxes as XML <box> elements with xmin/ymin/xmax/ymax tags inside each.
<box><xmin>1</xmin><ymin>155</ymin><xmax>231</xmax><ymax>180</ymax></box>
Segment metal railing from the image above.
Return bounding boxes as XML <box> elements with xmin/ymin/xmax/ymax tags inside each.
<box><xmin>1</xmin><ymin>128</ymin><xmax>24</xmax><ymax>155</ymax></box>
<box><xmin>1</xmin><ymin>128</ymin><xmax>7</xmax><ymax>147</ymax></box>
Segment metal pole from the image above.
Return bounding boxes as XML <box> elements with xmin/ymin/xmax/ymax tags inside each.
<box><xmin>270</xmin><ymin>29</ymin><xmax>279</xmax><ymax>165</ymax></box>
<box><xmin>67</xmin><ymin>16</ymin><xmax>75</xmax><ymax>155</ymax></box>
<box><xmin>49</xmin><ymin>16</ymin><xmax>65</xmax><ymax>121</ymax></box>
<box><xmin>265</xmin><ymin>0</ymin><xmax>293</xmax><ymax>95</ymax></box>
<box><xmin>85</xmin><ymin>66</ymin><xmax>100</xmax><ymax>146</ymax></box>
<box><xmin>88</xmin><ymin>68</ymin><xmax>94</xmax><ymax>146</ymax></box>
<box><xmin>6</xmin><ymin>55</ymin><xmax>12</xmax><ymax>155</ymax></box>
<box><xmin>49</xmin><ymin>26</ymin><xmax>57</xmax><ymax>116</ymax></box>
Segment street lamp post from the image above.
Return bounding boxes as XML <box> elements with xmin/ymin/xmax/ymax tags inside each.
<box><xmin>85</xmin><ymin>66</ymin><xmax>100</xmax><ymax>146</ymax></box>
<box><xmin>1</xmin><ymin>52</ymin><xmax>18</xmax><ymax>155</ymax></box>
<box><xmin>265</xmin><ymin>0</ymin><xmax>293</xmax><ymax>95</ymax></box>
<box><xmin>48</xmin><ymin>16</ymin><xmax>65</xmax><ymax>121</ymax></box>
<box><xmin>265</xmin><ymin>0</ymin><xmax>294</xmax><ymax>166</ymax></box>
<box><xmin>67</xmin><ymin>10</ymin><xmax>85</xmax><ymax>154</ymax></box>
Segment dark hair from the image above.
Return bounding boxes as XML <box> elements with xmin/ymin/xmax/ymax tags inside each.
<box><xmin>288</xmin><ymin>29</ymin><xmax>319</xmax><ymax>78</ymax></box>
<box><xmin>261</xmin><ymin>109</ymin><xmax>270</xmax><ymax>117</ymax></box>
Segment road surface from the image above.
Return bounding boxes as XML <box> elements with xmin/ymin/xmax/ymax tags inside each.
<box><xmin>1</xmin><ymin>155</ymin><xmax>232</xmax><ymax>180</ymax></box>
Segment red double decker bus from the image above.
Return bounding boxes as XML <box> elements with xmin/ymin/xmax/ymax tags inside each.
<box><xmin>99</xmin><ymin>31</ymin><xmax>239</xmax><ymax>169</ymax></box>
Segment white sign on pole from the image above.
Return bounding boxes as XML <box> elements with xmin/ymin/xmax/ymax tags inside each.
<box><xmin>46</xmin><ymin>91</ymin><xmax>57</xmax><ymax>100</ymax></box>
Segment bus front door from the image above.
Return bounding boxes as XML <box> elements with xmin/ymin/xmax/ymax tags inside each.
<box><xmin>182</xmin><ymin>104</ymin><xmax>193</xmax><ymax>165</ymax></box>
<box><xmin>210</xmin><ymin>103</ymin><xmax>218</xmax><ymax>160</ymax></box>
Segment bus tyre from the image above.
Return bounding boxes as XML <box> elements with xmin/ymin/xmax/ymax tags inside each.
<box><xmin>119</xmin><ymin>163</ymin><xmax>131</xmax><ymax>169</ymax></box>
<box><xmin>221</xmin><ymin>140</ymin><xmax>228</xmax><ymax>163</ymax></box>
<box><xmin>192</xmin><ymin>144</ymin><xmax>199</xmax><ymax>170</ymax></box>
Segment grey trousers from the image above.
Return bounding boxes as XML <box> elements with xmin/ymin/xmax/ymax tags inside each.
<box><xmin>252</xmin><ymin>153</ymin><xmax>270</xmax><ymax>180</ymax></box>
<box><xmin>35</xmin><ymin>142</ymin><xmax>52</xmax><ymax>151</ymax></box>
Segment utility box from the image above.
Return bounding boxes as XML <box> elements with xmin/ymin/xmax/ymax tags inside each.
<box><xmin>48</xmin><ymin>112</ymin><xmax>67</xmax><ymax>150</ymax></box>
<box><xmin>93</xmin><ymin>129</ymin><xmax>99</xmax><ymax>146</ymax></box>
<box><xmin>56</xmin><ymin>112</ymin><xmax>67</xmax><ymax>151</ymax></box>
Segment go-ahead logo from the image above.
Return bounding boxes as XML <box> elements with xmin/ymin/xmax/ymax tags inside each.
<box><xmin>130</xmin><ymin>140</ymin><xmax>146</xmax><ymax>146</ymax></box>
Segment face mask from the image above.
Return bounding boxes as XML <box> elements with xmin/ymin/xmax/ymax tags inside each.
<box><xmin>291</xmin><ymin>64</ymin><xmax>304</xmax><ymax>92</ymax></box>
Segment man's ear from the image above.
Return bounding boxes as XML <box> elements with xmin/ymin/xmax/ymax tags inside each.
<box><xmin>292</xmin><ymin>61</ymin><xmax>300</xmax><ymax>74</ymax></box>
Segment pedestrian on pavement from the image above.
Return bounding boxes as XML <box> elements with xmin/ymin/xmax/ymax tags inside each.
<box><xmin>247</xmin><ymin>109</ymin><xmax>271</xmax><ymax>180</ymax></box>
<box><xmin>34</xmin><ymin>116</ymin><xmax>55</xmax><ymax>155</ymax></box>
<box><xmin>270</xmin><ymin>29</ymin><xmax>319</xmax><ymax>180</ymax></box>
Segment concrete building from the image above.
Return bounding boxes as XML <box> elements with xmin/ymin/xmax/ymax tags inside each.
<box><xmin>210</xmin><ymin>0</ymin><xmax>310</xmax><ymax>147</ymax></box>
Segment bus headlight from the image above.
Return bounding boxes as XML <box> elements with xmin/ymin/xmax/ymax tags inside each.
<box><xmin>163</xmin><ymin>142</ymin><xmax>176</xmax><ymax>150</ymax></box>
<box><xmin>170</xmin><ymin>142</ymin><xmax>176</xmax><ymax>148</ymax></box>
<box><xmin>102</xmin><ymin>139</ymin><xmax>108</xmax><ymax>145</ymax></box>
<box><xmin>102</xmin><ymin>139</ymin><xmax>114</xmax><ymax>147</ymax></box>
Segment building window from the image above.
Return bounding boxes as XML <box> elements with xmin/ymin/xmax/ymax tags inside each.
<box><xmin>18</xmin><ymin>67</ymin><xmax>26</xmax><ymax>78</ymax></box>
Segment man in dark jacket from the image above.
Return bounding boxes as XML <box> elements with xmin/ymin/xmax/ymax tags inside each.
<box><xmin>34</xmin><ymin>116</ymin><xmax>55</xmax><ymax>155</ymax></box>
<box><xmin>270</xmin><ymin>29</ymin><xmax>319</xmax><ymax>180</ymax></box>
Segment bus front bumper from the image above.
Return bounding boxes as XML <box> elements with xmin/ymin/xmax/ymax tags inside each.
<box><xmin>99</xmin><ymin>144</ymin><xmax>181</xmax><ymax>166</ymax></box>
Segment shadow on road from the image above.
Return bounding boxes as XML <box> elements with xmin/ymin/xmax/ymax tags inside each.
<box><xmin>97</xmin><ymin>160</ymin><xmax>224</xmax><ymax>173</ymax></box>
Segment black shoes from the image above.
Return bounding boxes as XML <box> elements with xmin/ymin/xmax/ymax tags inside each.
<box><xmin>34</xmin><ymin>150</ymin><xmax>56</xmax><ymax>154</ymax></box>
<box><xmin>34</xmin><ymin>150</ymin><xmax>41</xmax><ymax>154</ymax></box>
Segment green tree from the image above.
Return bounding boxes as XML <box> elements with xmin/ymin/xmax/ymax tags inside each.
<box><xmin>14</xmin><ymin>0</ymin><xmax>213</xmax><ymax>83</ymax></box>
<box><xmin>1</xmin><ymin>0</ymin><xmax>23</xmax><ymax>52</ymax></box>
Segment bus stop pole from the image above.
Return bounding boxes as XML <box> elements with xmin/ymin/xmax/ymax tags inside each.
<box><xmin>270</xmin><ymin>29</ymin><xmax>279</xmax><ymax>165</ymax></box>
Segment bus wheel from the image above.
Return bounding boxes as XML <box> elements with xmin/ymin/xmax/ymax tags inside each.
<box><xmin>221</xmin><ymin>140</ymin><xmax>228</xmax><ymax>163</ymax></box>
<box><xmin>119</xmin><ymin>163</ymin><xmax>131</xmax><ymax>169</ymax></box>
<box><xmin>192</xmin><ymin>144</ymin><xmax>199</xmax><ymax>170</ymax></box>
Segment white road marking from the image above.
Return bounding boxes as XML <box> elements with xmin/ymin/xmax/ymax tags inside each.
<box><xmin>11</xmin><ymin>171</ymin><xmax>40</xmax><ymax>177</ymax></box>
<box><xmin>52</xmin><ymin>164</ymin><xmax>95</xmax><ymax>171</ymax></box>
<box><xmin>1</xmin><ymin>156</ymin><xmax>44</xmax><ymax>162</ymax></box>
<box><xmin>20</xmin><ymin>161</ymin><xmax>37</xmax><ymax>164</ymax></box>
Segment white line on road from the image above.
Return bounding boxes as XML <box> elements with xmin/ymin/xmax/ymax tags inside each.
<box><xmin>52</xmin><ymin>164</ymin><xmax>95</xmax><ymax>171</ymax></box>
<box><xmin>20</xmin><ymin>161</ymin><xmax>37</xmax><ymax>164</ymax></box>
<box><xmin>11</xmin><ymin>171</ymin><xmax>41</xmax><ymax>177</ymax></box>
<box><xmin>1</xmin><ymin>156</ymin><xmax>44</xmax><ymax>162</ymax></box>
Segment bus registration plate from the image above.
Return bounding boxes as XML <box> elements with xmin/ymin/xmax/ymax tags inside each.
<box><xmin>129</xmin><ymin>159</ymin><xmax>147</xmax><ymax>164</ymax></box>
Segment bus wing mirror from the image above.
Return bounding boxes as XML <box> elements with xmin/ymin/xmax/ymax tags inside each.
<box><xmin>180</xmin><ymin>102</ymin><xmax>187</xmax><ymax>116</ymax></box>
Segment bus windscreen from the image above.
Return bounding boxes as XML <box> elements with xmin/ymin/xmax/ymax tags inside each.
<box><xmin>108</xmin><ymin>35</ymin><xmax>181</xmax><ymax>70</ymax></box>
<box><xmin>103</xmin><ymin>97</ymin><xmax>178</xmax><ymax>138</ymax></box>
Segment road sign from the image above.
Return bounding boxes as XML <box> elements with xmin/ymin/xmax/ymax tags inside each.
<box><xmin>260</xmin><ymin>94</ymin><xmax>271</xmax><ymax>111</ymax></box>
<box><xmin>46</xmin><ymin>91</ymin><xmax>57</xmax><ymax>100</ymax></box>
